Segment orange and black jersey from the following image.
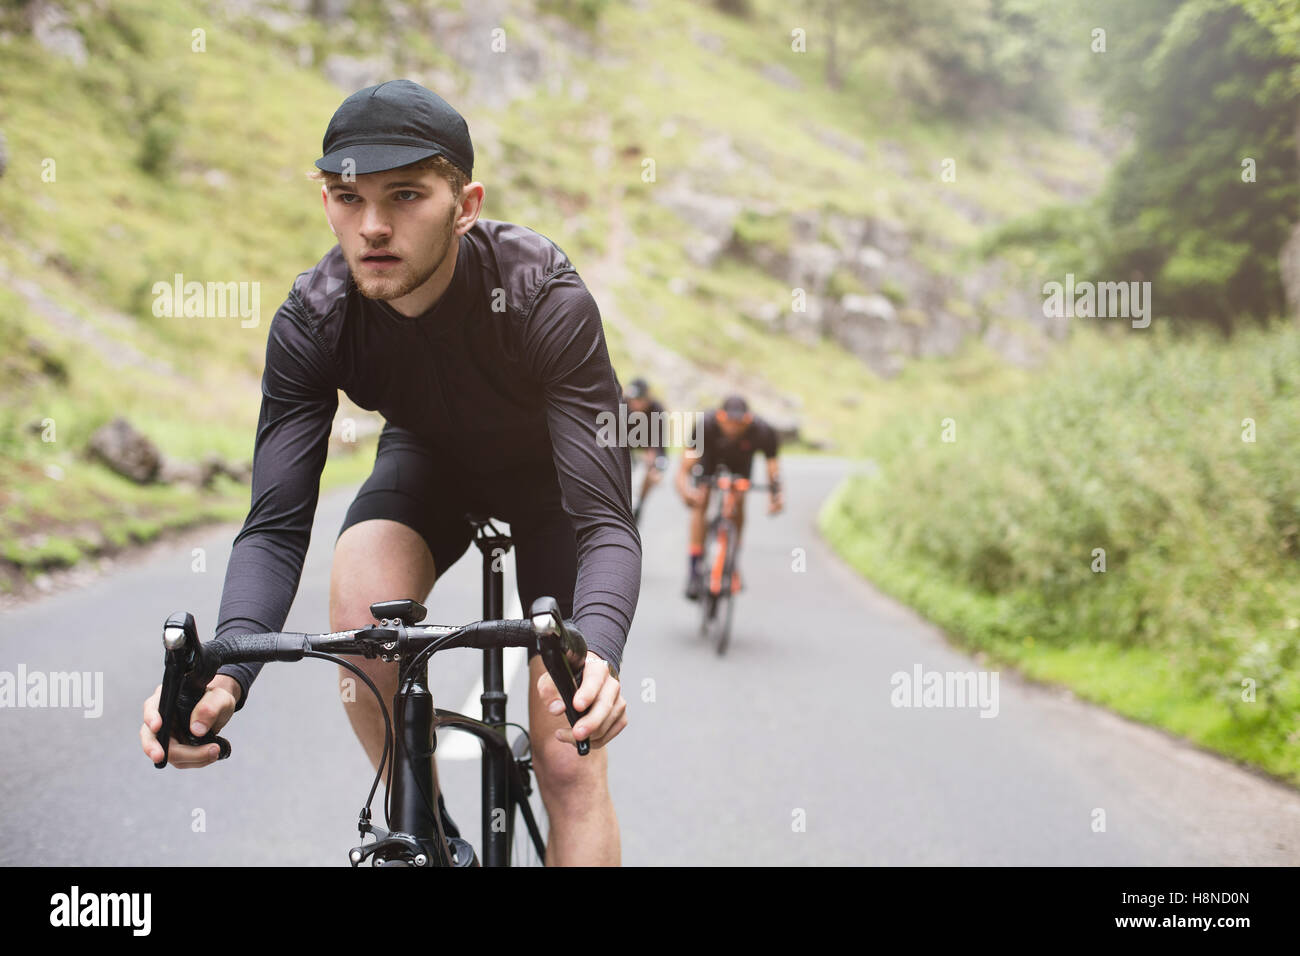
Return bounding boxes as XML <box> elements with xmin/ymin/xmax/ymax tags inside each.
<box><xmin>691</xmin><ymin>412</ymin><xmax>780</xmax><ymax>480</ymax></box>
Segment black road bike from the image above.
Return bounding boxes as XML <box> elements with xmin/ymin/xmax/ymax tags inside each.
<box><xmin>153</xmin><ymin>514</ymin><xmax>589</xmax><ymax>867</ymax></box>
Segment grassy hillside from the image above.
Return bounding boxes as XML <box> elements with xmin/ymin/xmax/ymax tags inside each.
<box><xmin>0</xmin><ymin>0</ymin><xmax>386</xmax><ymax>583</ymax></box>
<box><xmin>0</xmin><ymin>0</ymin><xmax>1101</xmax><ymax>586</ymax></box>
<box><xmin>821</xmin><ymin>321</ymin><xmax>1300</xmax><ymax>783</ymax></box>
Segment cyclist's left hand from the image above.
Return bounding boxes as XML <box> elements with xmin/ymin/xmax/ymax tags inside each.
<box><xmin>768</xmin><ymin>491</ymin><xmax>784</xmax><ymax>515</ymax></box>
<box><xmin>539</xmin><ymin>654</ymin><xmax>627</xmax><ymax>749</ymax></box>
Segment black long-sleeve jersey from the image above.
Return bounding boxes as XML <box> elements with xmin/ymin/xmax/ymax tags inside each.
<box><xmin>213</xmin><ymin>220</ymin><xmax>641</xmax><ymax>709</ymax></box>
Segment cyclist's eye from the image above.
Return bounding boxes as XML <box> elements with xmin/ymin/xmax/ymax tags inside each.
<box><xmin>337</xmin><ymin>194</ymin><xmax>360</xmax><ymax>205</ymax></box>
<box><xmin>395</xmin><ymin>190</ymin><xmax>420</xmax><ymax>201</ymax></box>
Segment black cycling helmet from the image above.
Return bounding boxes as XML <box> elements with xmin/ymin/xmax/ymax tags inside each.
<box><xmin>623</xmin><ymin>377</ymin><xmax>650</xmax><ymax>400</ymax></box>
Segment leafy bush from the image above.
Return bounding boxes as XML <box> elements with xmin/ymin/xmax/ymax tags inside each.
<box><xmin>824</xmin><ymin>323</ymin><xmax>1300</xmax><ymax>777</ymax></box>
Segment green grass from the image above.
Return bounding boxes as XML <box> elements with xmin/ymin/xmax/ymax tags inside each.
<box><xmin>820</xmin><ymin>321</ymin><xmax>1300</xmax><ymax>783</ymax></box>
<box><xmin>1</xmin><ymin>437</ymin><xmax>378</xmax><ymax>578</ymax></box>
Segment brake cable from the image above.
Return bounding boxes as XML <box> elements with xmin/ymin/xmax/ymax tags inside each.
<box><xmin>303</xmin><ymin>651</ymin><xmax>394</xmax><ymax>830</ymax></box>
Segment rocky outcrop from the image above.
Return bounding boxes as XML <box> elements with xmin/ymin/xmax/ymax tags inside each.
<box><xmin>87</xmin><ymin>418</ymin><xmax>163</xmax><ymax>484</ymax></box>
<box><xmin>760</xmin><ymin>64</ymin><xmax>801</xmax><ymax>91</ymax></box>
<box><xmin>720</xmin><ymin>207</ymin><xmax>980</xmax><ymax>374</ymax></box>
<box><xmin>87</xmin><ymin>417</ymin><xmax>252</xmax><ymax>487</ymax></box>
<box><xmin>28</xmin><ymin>0</ymin><xmax>86</xmax><ymax>67</ymax></box>
<box><xmin>708</xmin><ymin>199</ymin><xmax>1067</xmax><ymax>376</ymax></box>
<box><xmin>652</xmin><ymin>183</ymin><xmax>746</xmax><ymax>268</ymax></box>
<box><xmin>158</xmin><ymin>455</ymin><xmax>253</xmax><ymax>488</ymax></box>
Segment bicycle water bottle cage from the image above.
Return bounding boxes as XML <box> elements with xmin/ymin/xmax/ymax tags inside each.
<box><xmin>368</xmin><ymin>599</ymin><xmax>426</xmax><ymax>626</ymax></box>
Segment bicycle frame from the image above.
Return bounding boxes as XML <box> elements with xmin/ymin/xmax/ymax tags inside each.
<box><xmin>692</xmin><ymin>466</ymin><xmax>771</xmax><ymax>654</ymax></box>
<box><xmin>467</xmin><ymin>515</ymin><xmax>546</xmax><ymax>865</ymax></box>
<box><xmin>705</xmin><ymin>472</ymin><xmax>749</xmax><ymax>596</ymax></box>
<box><xmin>359</xmin><ymin>516</ymin><xmax>547</xmax><ymax>867</ymax></box>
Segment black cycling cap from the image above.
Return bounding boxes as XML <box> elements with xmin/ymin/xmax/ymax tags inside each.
<box><xmin>316</xmin><ymin>79</ymin><xmax>474</xmax><ymax>178</ymax></box>
<box><xmin>721</xmin><ymin>395</ymin><xmax>749</xmax><ymax>420</ymax></box>
<box><xmin>624</xmin><ymin>377</ymin><xmax>650</xmax><ymax>400</ymax></box>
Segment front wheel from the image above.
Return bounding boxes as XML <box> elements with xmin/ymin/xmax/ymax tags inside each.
<box><xmin>505</xmin><ymin>729</ymin><xmax>548</xmax><ymax>867</ymax></box>
<box><xmin>699</xmin><ymin>590</ymin><xmax>717</xmax><ymax>637</ymax></box>
<box><xmin>698</xmin><ymin>520</ymin><xmax>724</xmax><ymax>637</ymax></box>
<box><xmin>714</xmin><ymin>589</ymin><xmax>736</xmax><ymax>656</ymax></box>
<box><xmin>701</xmin><ymin>519</ymin><xmax>736</xmax><ymax>646</ymax></box>
<box><xmin>714</xmin><ymin>539</ymin><xmax>738</xmax><ymax>656</ymax></box>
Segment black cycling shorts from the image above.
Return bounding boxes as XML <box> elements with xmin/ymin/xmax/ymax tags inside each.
<box><xmin>337</xmin><ymin>422</ymin><xmax>578</xmax><ymax>656</ymax></box>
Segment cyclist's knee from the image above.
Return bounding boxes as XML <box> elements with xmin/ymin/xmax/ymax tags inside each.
<box><xmin>331</xmin><ymin>518</ymin><xmax>437</xmax><ymax>629</ymax></box>
<box><xmin>533</xmin><ymin>732</ymin><xmax>607</xmax><ymax>803</ymax></box>
<box><xmin>337</xmin><ymin>659</ymin><xmax>397</xmax><ymax>708</ymax></box>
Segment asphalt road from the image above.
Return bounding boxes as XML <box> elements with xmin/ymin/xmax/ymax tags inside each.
<box><xmin>2</xmin><ymin>456</ymin><xmax>1298</xmax><ymax>865</ymax></box>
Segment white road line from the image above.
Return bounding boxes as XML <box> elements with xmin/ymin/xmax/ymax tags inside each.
<box><xmin>436</xmin><ymin>547</ymin><xmax>528</xmax><ymax>761</ymax></box>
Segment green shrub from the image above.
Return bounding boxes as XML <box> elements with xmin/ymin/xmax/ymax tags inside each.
<box><xmin>824</xmin><ymin>322</ymin><xmax>1300</xmax><ymax>778</ymax></box>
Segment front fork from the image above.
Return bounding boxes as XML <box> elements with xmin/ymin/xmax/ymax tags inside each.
<box><xmin>348</xmin><ymin>664</ymin><xmax>470</xmax><ymax>867</ymax></box>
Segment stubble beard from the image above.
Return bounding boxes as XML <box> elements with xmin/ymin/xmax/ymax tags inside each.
<box><xmin>349</xmin><ymin>207</ymin><xmax>458</xmax><ymax>302</ymax></box>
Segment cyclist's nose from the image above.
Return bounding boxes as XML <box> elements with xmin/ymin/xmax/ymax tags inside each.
<box><xmin>359</xmin><ymin>205</ymin><xmax>392</xmax><ymax>243</ymax></box>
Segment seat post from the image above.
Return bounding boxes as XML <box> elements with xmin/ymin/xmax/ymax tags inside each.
<box><xmin>468</xmin><ymin>514</ymin><xmax>513</xmax><ymax>867</ymax></box>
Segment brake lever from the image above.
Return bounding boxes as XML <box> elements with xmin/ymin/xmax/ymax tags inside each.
<box><xmin>541</xmin><ymin>641</ymin><xmax>589</xmax><ymax>757</ymax></box>
<box><xmin>155</xmin><ymin>612</ymin><xmax>232</xmax><ymax>768</ymax></box>
<box><xmin>154</xmin><ymin>646</ymin><xmax>183</xmax><ymax>769</ymax></box>
<box><xmin>530</xmin><ymin>600</ymin><xmax>591</xmax><ymax>757</ymax></box>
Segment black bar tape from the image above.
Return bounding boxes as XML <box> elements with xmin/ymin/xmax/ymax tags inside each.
<box><xmin>207</xmin><ymin>632</ymin><xmax>311</xmax><ymax>667</ymax></box>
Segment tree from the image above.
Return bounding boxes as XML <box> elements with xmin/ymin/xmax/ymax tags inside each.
<box><xmin>990</xmin><ymin>0</ymin><xmax>1300</xmax><ymax>329</ymax></box>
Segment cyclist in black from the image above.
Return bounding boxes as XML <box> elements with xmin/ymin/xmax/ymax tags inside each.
<box><xmin>139</xmin><ymin>80</ymin><xmax>637</xmax><ymax>865</ymax></box>
<box><xmin>622</xmin><ymin>377</ymin><xmax>670</xmax><ymax>523</ymax></box>
<box><xmin>675</xmin><ymin>395</ymin><xmax>783</xmax><ymax>599</ymax></box>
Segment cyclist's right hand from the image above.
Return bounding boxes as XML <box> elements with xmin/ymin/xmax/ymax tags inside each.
<box><xmin>140</xmin><ymin>675</ymin><xmax>241</xmax><ymax>768</ymax></box>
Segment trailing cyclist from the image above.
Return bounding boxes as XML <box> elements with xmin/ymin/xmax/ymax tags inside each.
<box><xmin>621</xmin><ymin>377</ymin><xmax>670</xmax><ymax>523</ymax></box>
<box><xmin>675</xmin><ymin>394</ymin><xmax>783</xmax><ymax>600</ymax></box>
